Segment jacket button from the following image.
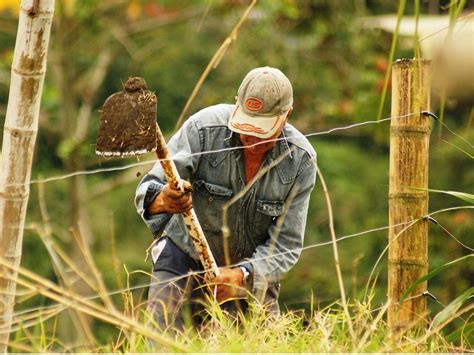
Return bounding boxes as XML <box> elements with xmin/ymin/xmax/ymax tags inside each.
<box><xmin>208</xmin><ymin>197</ymin><xmax>213</xmax><ymax>202</ymax></box>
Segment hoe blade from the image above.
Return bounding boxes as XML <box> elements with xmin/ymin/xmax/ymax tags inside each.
<box><xmin>96</xmin><ymin>77</ymin><xmax>157</xmax><ymax>157</ymax></box>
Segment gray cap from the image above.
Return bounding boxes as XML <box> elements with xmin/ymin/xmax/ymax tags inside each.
<box><xmin>229</xmin><ymin>66</ymin><xmax>293</xmax><ymax>138</ymax></box>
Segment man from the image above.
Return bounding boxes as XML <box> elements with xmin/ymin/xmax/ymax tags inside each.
<box><xmin>135</xmin><ymin>66</ymin><xmax>316</xmax><ymax>328</ymax></box>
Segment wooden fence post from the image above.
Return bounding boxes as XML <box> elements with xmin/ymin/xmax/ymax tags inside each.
<box><xmin>388</xmin><ymin>59</ymin><xmax>431</xmax><ymax>331</ymax></box>
<box><xmin>0</xmin><ymin>1</ymin><xmax>55</xmax><ymax>351</ymax></box>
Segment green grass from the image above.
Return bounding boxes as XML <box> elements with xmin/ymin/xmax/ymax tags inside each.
<box><xmin>8</xmin><ymin>292</ymin><xmax>471</xmax><ymax>353</ymax></box>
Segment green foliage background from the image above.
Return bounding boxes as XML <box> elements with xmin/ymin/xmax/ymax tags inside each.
<box><xmin>0</xmin><ymin>0</ymin><xmax>472</xmax><ymax>346</ymax></box>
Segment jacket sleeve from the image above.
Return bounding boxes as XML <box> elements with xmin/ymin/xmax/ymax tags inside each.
<box><xmin>134</xmin><ymin>117</ymin><xmax>202</xmax><ymax>237</ymax></box>
<box><xmin>246</xmin><ymin>153</ymin><xmax>317</xmax><ymax>301</ymax></box>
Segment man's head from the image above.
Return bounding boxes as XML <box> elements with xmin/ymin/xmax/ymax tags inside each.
<box><xmin>229</xmin><ymin>66</ymin><xmax>293</xmax><ymax>140</ymax></box>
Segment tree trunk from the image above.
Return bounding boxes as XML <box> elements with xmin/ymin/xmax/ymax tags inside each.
<box><xmin>0</xmin><ymin>1</ymin><xmax>55</xmax><ymax>351</ymax></box>
<box><xmin>388</xmin><ymin>59</ymin><xmax>431</xmax><ymax>331</ymax></box>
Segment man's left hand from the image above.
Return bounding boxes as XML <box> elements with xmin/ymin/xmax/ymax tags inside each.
<box><xmin>212</xmin><ymin>267</ymin><xmax>246</xmax><ymax>303</ymax></box>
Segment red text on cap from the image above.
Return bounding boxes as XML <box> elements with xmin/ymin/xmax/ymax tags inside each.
<box><xmin>245</xmin><ymin>97</ymin><xmax>264</xmax><ymax>112</ymax></box>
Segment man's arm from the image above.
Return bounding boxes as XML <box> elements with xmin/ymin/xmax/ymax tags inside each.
<box><xmin>135</xmin><ymin>117</ymin><xmax>202</xmax><ymax>236</ymax></box>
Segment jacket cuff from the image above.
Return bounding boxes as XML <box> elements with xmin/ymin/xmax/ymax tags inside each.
<box><xmin>142</xmin><ymin>182</ymin><xmax>173</xmax><ymax>237</ymax></box>
<box><xmin>143</xmin><ymin>182</ymin><xmax>164</xmax><ymax>215</ymax></box>
<box><xmin>237</xmin><ymin>261</ymin><xmax>254</xmax><ymax>291</ymax></box>
<box><xmin>245</xmin><ymin>259</ymin><xmax>268</xmax><ymax>302</ymax></box>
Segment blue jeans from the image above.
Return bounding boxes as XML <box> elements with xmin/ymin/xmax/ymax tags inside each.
<box><xmin>146</xmin><ymin>237</ymin><xmax>280</xmax><ymax>330</ymax></box>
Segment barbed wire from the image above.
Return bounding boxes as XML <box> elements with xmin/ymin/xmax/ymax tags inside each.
<box><xmin>428</xmin><ymin>217</ymin><xmax>474</xmax><ymax>251</ymax></box>
<box><xmin>24</xmin><ymin>111</ymin><xmax>472</xmax><ymax>187</ymax></box>
<box><xmin>370</xmin><ymin>290</ymin><xmax>438</xmax><ymax>314</ymax></box>
<box><xmin>28</xmin><ymin>115</ymin><xmax>400</xmax><ymax>185</ymax></box>
<box><xmin>3</xmin><ymin>205</ymin><xmax>472</xmax><ymax>324</ymax></box>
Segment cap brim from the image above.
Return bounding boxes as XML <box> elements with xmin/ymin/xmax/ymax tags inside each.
<box><xmin>228</xmin><ymin>104</ymin><xmax>285</xmax><ymax>139</ymax></box>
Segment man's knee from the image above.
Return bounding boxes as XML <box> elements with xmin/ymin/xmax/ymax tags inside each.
<box><xmin>146</xmin><ymin>238</ymin><xmax>201</xmax><ymax>328</ymax></box>
<box><xmin>146</xmin><ymin>270</ymin><xmax>191</xmax><ymax>329</ymax></box>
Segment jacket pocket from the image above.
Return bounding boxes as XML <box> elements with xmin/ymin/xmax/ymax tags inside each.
<box><xmin>193</xmin><ymin>180</ymin><xmax>233</xmax><ymax>233</ymax></box>
<box><xmin>257</xmin><ymin>200</ymin><xmax>284</xmax><ymax>216</ymax></box>
<box><xmin>253</xmin><ymin>200</ymin><xmax>284</xmax><ymax>240</ymax></box>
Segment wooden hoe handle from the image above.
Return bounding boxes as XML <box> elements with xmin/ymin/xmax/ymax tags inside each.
<box><xmin>154</xmin><ymin>123</ymin><xmax>220</xmax><ymax>280</ymax></box>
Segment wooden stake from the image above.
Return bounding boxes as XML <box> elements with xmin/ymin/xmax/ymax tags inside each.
<box><xmin>388</xmin><ymin>59</ymin><xmax>431</xmax><ymax>331</ymax></box>
<box><xmin>0</xmin><ymin>1</ymin><xmax>55</xmax><ymax>351</ymax></box>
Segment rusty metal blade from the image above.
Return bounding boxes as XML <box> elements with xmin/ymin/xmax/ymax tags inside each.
<box><xmin>96</xmin><ymin>77</ymin><xmax>157</xmax><ymax>157</ymax></box>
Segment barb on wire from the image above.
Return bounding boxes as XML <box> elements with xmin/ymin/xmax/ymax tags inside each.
<box><xmin>422</xmin><ymin>290</ymin><xmax>438</xmax><ymax>301</ymax></box>
<box><xmin>422</xmin><ymin>111</ymin><xmax>473</xmax><ymax>149</ymax></box>
<box><xmin>371</xmin><ymin>290</ymin><xmax>438</xmax><ymax>314</ymax></box>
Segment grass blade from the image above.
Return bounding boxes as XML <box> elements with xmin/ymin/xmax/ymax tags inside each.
<box><xmin>409</xmin><ymin>187</ymin><xmax>474</xmax><ymax>205</ymax></box>
<box><xmin>431</xmin><ymin>287</ymin><xmax>473</xmax><ymax>330</ymax></box>
<box><xmin>445</xmin><ymin>319</ymin><xmax>474</xmax><ymax>343</ymax></box>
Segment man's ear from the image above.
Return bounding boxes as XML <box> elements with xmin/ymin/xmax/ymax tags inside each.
<box><xmin>284</xmin><ymin>107</ymin><xmax>293</xmax><ymax>123</ymax></box>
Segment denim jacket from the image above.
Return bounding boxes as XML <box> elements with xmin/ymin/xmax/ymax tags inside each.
<box><xmin>135</xmin><ymin>104</ymin><xmax>317</xmax><ymax>300</ymax></box>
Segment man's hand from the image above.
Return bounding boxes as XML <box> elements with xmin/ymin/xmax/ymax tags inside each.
<box><xmin>212</xmin><ymin>267</ymin><xmax>247</xmax><ymax>303</ymax></box>
<box><xmin>148</xmin><ymin>180</ymin><xmax>193</xmax><ymax>214</ymax></box>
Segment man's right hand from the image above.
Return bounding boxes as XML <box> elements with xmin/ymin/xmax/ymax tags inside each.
<box><xmin>148</xmin><ymin>180</ymin><xmax>193</xmax><ymax>215</ymax></box>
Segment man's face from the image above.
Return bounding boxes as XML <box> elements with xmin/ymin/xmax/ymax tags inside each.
<box><xmin>239</xmin><ymin>132</ymin><xmax>278</xmax><ymax>154</ymax></box>
<box><xmin>239</xmin><ymin>118</ymin><xmax>286</xmax><ymax>155</ymax></box>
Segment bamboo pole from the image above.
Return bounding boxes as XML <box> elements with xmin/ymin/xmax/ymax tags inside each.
<box><xmin>0</xmin><ymin>1</ymin><xmax>55</xmax><ymax>351</ymax></box>
<box><xmin>388</xmin><ymin>59</ymin><xmax>431</xmax><ymax>331</ymax></box>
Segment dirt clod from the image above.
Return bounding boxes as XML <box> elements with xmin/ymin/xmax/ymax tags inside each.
<box><xmin>124</xmin><ymin>77</ymin><xmax>148</xmax><ymax>92</ymax></box>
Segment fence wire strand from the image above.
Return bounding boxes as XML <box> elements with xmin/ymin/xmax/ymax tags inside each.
<box><xmin>28</xmin><ymin>114</ymin><xmax>400</xmax><ymax>185</ymax></box>
<box><xmin>25</xmin><ymin>111</ymin><xmax>470</xmax><ymax>187</ymax></box>
<box><xmin>429</xmin><ymin>217</ymin><xmax>474</xmax><ymax>251</ymax></box>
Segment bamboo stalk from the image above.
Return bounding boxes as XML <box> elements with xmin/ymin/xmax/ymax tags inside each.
<box><xmin>388</xmin><ymin>59</ymin><xmax>431</xmax><ymax>331</ymax></box>
<box><xmin>0</xmin><ymin>1</ymin><xmax>55</xmax><ymax>351</ymax></box>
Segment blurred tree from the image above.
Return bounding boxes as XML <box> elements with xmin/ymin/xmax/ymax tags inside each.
<box><xmin>0</xmin><ymin>0</ymin><xmax>55</xmax><ymax>350</ymax></box>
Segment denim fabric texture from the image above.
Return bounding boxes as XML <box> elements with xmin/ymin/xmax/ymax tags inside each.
<box><xmin>135</xmin><ymin>104</ymin><xmax>317</xmax><ymax>301</ymax></box>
